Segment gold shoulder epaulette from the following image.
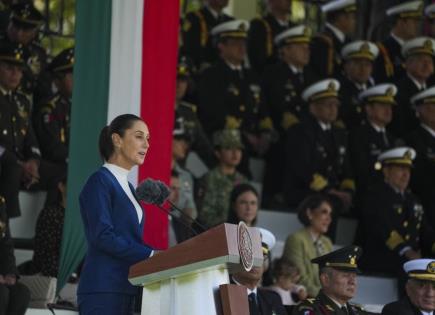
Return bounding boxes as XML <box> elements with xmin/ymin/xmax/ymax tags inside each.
<box><xmin>180</xmin><ymin>101</ymin><xmax>197</xmax><ymax>113</ymax></box>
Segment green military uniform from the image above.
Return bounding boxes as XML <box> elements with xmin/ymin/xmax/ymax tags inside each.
<box><xmin>176</xmin><ymin>101</ymin><xmax>215</xmax><ymax>168</ymax></box>
<box><xmin>33</xmin><ymin>47</ymin><xmax>74</xmax><ymax>165</ymax></box>
<box><xmin>3</xmin><ymin>3</ymin><xmax>48</xmax><ymax>102</ymax></box>
<box><xmin>196</xmin><ymin>129</ymin><xmax>248</xmax><ymax>228</ymax></box>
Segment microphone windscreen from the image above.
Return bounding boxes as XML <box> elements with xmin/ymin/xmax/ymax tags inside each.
<box><xmin>136</xmin><ymin>178</ymin><xmax>160</xmax><ymax>204</ymax></box>
<box><xmin>154</xmin><ymin>180</ymin><xmax>171</xmax><ymax>206</ymax></box>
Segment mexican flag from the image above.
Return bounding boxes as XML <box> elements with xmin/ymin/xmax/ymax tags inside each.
<box><xmin>57</xmin><ymin>0</ymin><xmax>179</xmax><ymax>291</ymax></box>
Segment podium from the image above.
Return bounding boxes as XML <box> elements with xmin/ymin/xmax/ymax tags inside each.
<box><xmin>129</xmin><ymin>223</ymin><xmax>263</xmax><ymax>315</ymax></box>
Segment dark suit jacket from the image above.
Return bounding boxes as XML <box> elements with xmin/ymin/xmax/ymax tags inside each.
<box><xmin>382</xmin><ymin>297</ymin><xmax>422</xmax><ymax>315</ymax></box>
<box><xmin>284</xmin><ymin>115</ymin><xmax>353</xmax><ymax>207</ymax></box>
<box><xmin>406</xmin><ymin>125</ymin><xmax>435</xmax><ymax>230</ymax></box>
<box><xmin>247</xmin><ymin>14</ymin><xmax>293</xmax><ymax>74</ymax></box>
<box><xmin>373</xmin><ymin>35</ymin><xmax>405</xmax><ymax>83</ymax></box>
<box><xmin>349</xmin><ymin>120</ymin><xmax>395</xmax><ymax>202</ymax></box>
<box><xmin>182</xmin><ymin>6</ymin><xmax>233</xmax><ymax>68</ymax></box>
<box><xmin>309</xmin><ymin>26</ymin><xmax>350</xmax><ymax>78</ymax></box>
<box><xmin>78</xmin><ymin>167</ymin><xmax>153</xmax><ymax>295</ymax></box>
<box><xmin>389</xmin><ymin>74</ymin><xmax>422</xmax><ymax>138</ymax></box>
<box><xmin>337</xmin><ymin>75</ymin><xmax>374</xmax><ymax>130</ymax></box>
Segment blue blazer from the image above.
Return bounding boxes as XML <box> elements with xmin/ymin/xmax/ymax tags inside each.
<box><xmin>78</xmin><ymin>167</ymin><xmax>153</xmax><ymax>295</ymax></box>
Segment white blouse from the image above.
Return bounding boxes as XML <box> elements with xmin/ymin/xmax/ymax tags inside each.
<box><xmin>103</xmin><ymin>163</ymin><xmax>143</xmax><ymax>223</ymax></box>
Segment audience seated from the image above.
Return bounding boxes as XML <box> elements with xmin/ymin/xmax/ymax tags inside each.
<box><xmin>282</xmin><ymin>194</ymin><xmax>334</xmax><ymax>297</ymax></box>
<box><xmin>226</xmin><ymin>183</ymin><xmax>259</xmax><ymax>227</ymax></box>
<box><xmin>0</xmin><ymin>200</ymin><xmax>30</xmax><ymax>315</ymax></box>
<box><xmin>266</xmin><ymin>257</ymin><xmax>307</xmax><ymax>306</ymax></box>
<box><xmin>196</xmin><ymin>129</ymin><xmax>248</xmax><ymax>229</ymax></box>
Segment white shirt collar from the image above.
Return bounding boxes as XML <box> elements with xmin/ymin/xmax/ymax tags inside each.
<box><xmin>370</xmin><ymin>121</ymin><xmax>386</xmax><ymax>133</ymax></box>
<box><xmin>103</xmin><ymin>163</ymin><xmax>130</xmax><ymax>179</ymax></box>
<box><xmin>318</xmin><ymin>121</ymin><xmax>332</xmax><ymax>131</ymax></box>
<box><xmin>205</xmin><ymin>5</ymin><xmax>219</xmax><ymax>19</ymax></box>
<box><xmin>421</xmin><ymin>311</ymin><xmax>433</xmax><ymax>315</ymax></box>
<box><xmin>225</xmin><ymin>61</ymin><xmax>242</xmax><ymax>71</ymax></box>
<box><xmin>289</xmin><ymin>64</ymin><xmax>303</xmax><ymax>74</ymax></box>
<box><xmin>408</xmin><ymin>73</ymin><xmax>426</xmax><ymax>90</ymax></box>
<box><xmin>232</xmin><ymin>276</ymin><xmax>258</xmax><ymax>295</ymax></box>
<box><xmin>326</xmin><ymin>23</ymin><xmax>345</xmax><ymax>43</ymax></box>
<box><xmin>421</xmin><ymin>123</ymin><xmax>435</xmax><ymax>138</ymax></box>
<box><xmin>390</xmin><ymin>32</ymin><xmax>405</xmax><ymax>46</ymax></box>
<box><xmin>274</xmin><ymin>16</ymin><xmax>289</xmax><ymax>27</ymax></box>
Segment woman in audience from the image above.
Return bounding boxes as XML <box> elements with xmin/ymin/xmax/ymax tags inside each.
<box><xmin>282</xmin><ymin>194</ymin><xmax>334</xmax><ymax>297</ymax></box>
<box><xmin>227</xmin><ymin>183</ymin><xmax>259</xmax><ymax>227</ymax></box>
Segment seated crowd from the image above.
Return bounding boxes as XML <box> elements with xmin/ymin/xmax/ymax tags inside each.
<box><xmin>1</xmin><ymin>0</ymin><xmax>435</xmax><ymax>314</ymax></box>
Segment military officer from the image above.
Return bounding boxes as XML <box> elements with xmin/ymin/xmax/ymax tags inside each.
<box><xmin>382</xmin><ymin>259</ymin><xmax>435</xmax><ymax>315</ymax></box>
<box><xmin>0</xmin><ymin>41</ymin><xmax>40</xmax><ymax>218</ymax></box>
<box><xmin>175</xmin><ymin>55</ymin><xmax>216</xmax><ymax>168</ymax></box>
<box><xmin>198</xmin><ymin>20</ymin><xmax>274</xmax><ymax>173</ymax></box>
<box><xmin>338</xmin><ymin>40</ymin><xmax>378</xmax><ymax>130</ymax></box>
<box><xmin>292</xmin><ymin>245</ymin><xmax>371</xmax><ymax>315</ymax></box>
<box><xmin>359</xmin><ymin>147</ymin><xmax>435</xmax><ymax>286</ymax></box>
<box><xmin>373</xmin><ymin>1</ymin><xmax>423</xmax><ymax>83</ymax></box>
<box><xmin>195</xmin><ymin>129</ymin><xmax>248</xmax><ymax>229</ymax></box>
<box><xmin>261</xmin><ymin>24</ymin><xmax>318</xmax><ymax>207</ymax></box>
<box><xmin>284</xmin><ymin>79</ymin><xmax>355</xmax><ymax>215</ymax></box>
<box><xmin>349</xmin><ymin>84</ymin><xmax>397</xmax><ymax>209</ymax></box>
<box><xmin>262</xmin><ymin>25</ymin><xmax>317</xmax><ymax>132</ymax></box>
<box><xmin>181</xmin><ymin>0</ymin><xmax>233</xmax><ymax>70</ymax></box>
<box><xmin>3</xmin><ymin>3</ymin><xmax>48</xmax><ymax>102</ymax></box>
<box><xmin>406</xmin><ymin>86</ymin><xmax>435</xmax><ymax>231</ymax></box>
<box><xmin>389</xmin><ymin>36</ymin><xmax>435</xmax><ymax>138</ymax></box>
<box><xmin>247</xmin><ymin>0</ymin><xmax>293</xmax><ymax>74</ymax></box>
<box><xmin>309</xmin><ymin>0</ymin><xmax>357</xmax><ymax>78</ymax></box>
<box><xmin>33</xmin><ymin>47</ymin><xmax>73</xmax><ymax>166</ymax></box>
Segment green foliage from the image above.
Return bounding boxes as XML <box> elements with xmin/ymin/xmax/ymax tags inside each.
<box><xmin>35</xmin><ymin>0</ymin><xmax>75</xmax><ymax>57</ymax></box>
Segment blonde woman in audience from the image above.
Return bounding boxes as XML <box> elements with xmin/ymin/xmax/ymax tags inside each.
<box><xmin>281</xmin><ymin>194</ymin><xmax>333</xmax><ymax>297</ymax></box>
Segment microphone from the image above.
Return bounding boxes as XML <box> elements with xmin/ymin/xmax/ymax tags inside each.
<box><xmin>153</xmin><ymin>180</ymin><xmax>208</xmax><ymax>232</ymax></box>
<box><xmin>136</xmin><ymin>178</ymin><xmax>204</xmax><ymax>236</ymax></box>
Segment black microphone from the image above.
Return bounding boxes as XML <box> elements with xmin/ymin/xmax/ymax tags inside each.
<box><xmin>153</xmin><ymin>180</ymin><xmax>208</xmax><ymax>232</ymax></box>
<box><xmin>136</xmin><ymin>178</ymin><xmax>201</xmax><ymax>236</ymax></box>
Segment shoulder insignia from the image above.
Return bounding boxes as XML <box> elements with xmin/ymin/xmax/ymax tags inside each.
<box><xmin>179</xmin><ymin>101</ymin><xmax>197</xmax><ymax>113</ymax></box>
<box><xmin>41</xmin><ymin>105</ymin><xmax>53</xmax><ymax>115</ymax></box>
<box><xmin>258</xmin><ymin>17</ymin><xmax>273</xmax><ymax>57</ymax></box>
<box><xmin>193</xmin><ymin>10</ymin><xmax>207</xmax><ymax>47</ymax></box>
<box><xmin>315</xmin><ymin>33</ymin><xmax>335</xmax><ymax>75</ymax></box>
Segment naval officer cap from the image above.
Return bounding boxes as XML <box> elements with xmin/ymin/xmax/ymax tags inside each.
<box><xmin>411</xmin><ymin>85</ymin><xmax>435</xmax><ymax>107</ymax></box>
<box><xmin>321</xmin><ymin>0</ymin><xmax>356</xmax><ymax>13</ymax></box>
<box><xmin>404</xmin><ymin>259</ymin><xmax>435</xmax><ymax>282</ymax></box>
<box><xmin>358</xmin><ymin>83</ymin><xmax>397</xmax><ymax>105</ymax></box>
<box><xmin>386</xmin><ymin>1</ymin><xmax>423</xmax><ymax>18</ymax></box>
<box><xmin>211</xmin><ymin>20</ymin><xmax>249</xmax><ymax>41</ymax></box>
<box><xmin>402</xmin><ymin>36</ymin><xmax>435</xmax><ymax>58</ymax></box>
<box><xmin>274</xmin><ymin>25</ymin><xmax>311</xmax><ymax>47</ymax></box>
<box><xmin>257</xmin><ymin>227</ymin><xmax>276</xmax><ymax>256</ymax></box>
<box><xmin>302</xmin><ymin>79</ymin><xmax>340</xmax><ymax>102</ymax></box>
<box><xmin>341</xmin><ymin>40</ymin><xmax>379</xmax><ymax>61</ymax></box>
<box><xmin>378</xmin><ymin>147</ymin><xmax>416</xmax><ymax>168</ymax></box>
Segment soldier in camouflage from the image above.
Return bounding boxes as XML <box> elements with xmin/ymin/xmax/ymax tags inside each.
<box><xmin>196</xmin><ymin>129</ymin><xmax>248</xmax><ymax>229</ymax></box>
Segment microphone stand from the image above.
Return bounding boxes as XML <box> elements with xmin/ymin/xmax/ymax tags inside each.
<box><xmin>154</xmin><ymin>203</ymin><xmax>199</xmax><ymax>238</ymax></box>
<box><xmin>167</xmin><ymin>200</ymin><xmax>208</xmax><ymax>232</ymax></box>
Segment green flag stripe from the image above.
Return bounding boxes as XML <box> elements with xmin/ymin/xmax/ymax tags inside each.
<box><xmin>57</xmin><ymin>0</ymin><xmax>112</xmax><ymax>292</ymax></box>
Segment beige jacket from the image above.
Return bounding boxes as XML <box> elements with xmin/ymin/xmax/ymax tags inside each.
<box><xmin>282</xmin><ymin>228</ymin><xmax>333</xmax><ymax>297</ymax></box>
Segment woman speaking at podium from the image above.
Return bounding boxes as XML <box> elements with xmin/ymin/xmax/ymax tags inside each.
<box><xmin>77</xmin><ymin>114</ymin><xmax>154</xmax><ymax>315</ymax></box>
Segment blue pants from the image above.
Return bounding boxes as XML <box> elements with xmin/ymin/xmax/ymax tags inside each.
<box><xmin>78</xmin><ymin>293</ymin><xmax>135</xmax><ymax>315</ymax></box>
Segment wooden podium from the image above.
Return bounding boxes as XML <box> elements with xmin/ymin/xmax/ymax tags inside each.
<box><xmin>128</xmin><ymin>223</ymin><xmax>263</xmax><ymax>315</ymax></box>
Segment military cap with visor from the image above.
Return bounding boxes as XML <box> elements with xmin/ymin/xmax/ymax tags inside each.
<box><xmin>311</xmin><ymin>245</ymin><xmax>363</xmax><ymax>273</ymax></box>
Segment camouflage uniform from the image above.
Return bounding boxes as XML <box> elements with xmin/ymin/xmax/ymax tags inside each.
<box><xmin>196</xmin><ymin>167</ymin><xmax>247</xmax><ymax>228</ymax></box>
<box><xmin>196</xmin><ymin>129</ymin><xmax>248</xmax><ymax>228</ymax></box>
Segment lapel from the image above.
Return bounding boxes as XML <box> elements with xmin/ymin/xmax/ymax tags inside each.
<box><xmin>302</xmin><ymin>229</ymin><xmax>317</xmax><ymax>259</ymax></box>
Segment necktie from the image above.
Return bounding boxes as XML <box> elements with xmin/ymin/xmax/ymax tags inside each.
<box><xmin>248</xmin><ymin>292</ymin><xmax>260</xmax><ymax>315</ymax></box>
<box><xmin>341</xmin><ymin>305</ymin><xmax>349</xmax><ymax>315</ymax></box>
<box><xmin>380</xmin><ymin>130</ymin><xmax>389</xmax><ymax>147</ymax></box>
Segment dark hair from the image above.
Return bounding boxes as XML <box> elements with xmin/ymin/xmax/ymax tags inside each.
<box><xmin>272</xmin><ymin>258</ymin><xmax>299</xmax><ymax>280</ymax></box>
<box><xmin>227</xmin><ymin>183</ymin><xmax>259</xmax><ymax>226</ymax></box>
<box><xmin>98</xmin><ymin>114</ymin><xmax>143</xmax><ymax>161</ymax></box>
<box><xmin>297</xmin><ymin>193</ymin><xmax>333</xmax><ymax>227</ymax></box>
